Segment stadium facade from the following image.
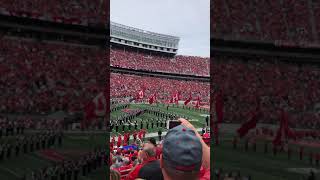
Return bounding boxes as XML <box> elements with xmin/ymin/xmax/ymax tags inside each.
<box><xmin>111</xmin><ymin>21</ymin><xmax>180</xmax><ymax>54</ymax></box>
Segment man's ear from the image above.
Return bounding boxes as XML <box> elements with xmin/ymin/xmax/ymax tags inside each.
<box><xmin>160</xmin><ymin>154</ymin><xmax>163</xmax><ymax>168</ymax></box>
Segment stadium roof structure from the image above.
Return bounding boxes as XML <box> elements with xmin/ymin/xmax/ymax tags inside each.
<box><xmin>110</xmin><ymin>21</ymin><xmax>180</xmax><ymax>54</ymax></box>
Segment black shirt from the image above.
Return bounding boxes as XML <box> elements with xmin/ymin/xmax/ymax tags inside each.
<box><xmin>138</xmin><ymin>160</ymin><xmax>163</xmax><ymax>180</ymax></box>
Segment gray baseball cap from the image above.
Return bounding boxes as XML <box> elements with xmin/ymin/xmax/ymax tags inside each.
<box><xmin>162</xmin><ymin>125</ymin><xmax>202</xmax><ymax>172</ymax></box>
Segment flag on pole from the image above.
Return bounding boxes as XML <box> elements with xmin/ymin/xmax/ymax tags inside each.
<box><xmin>177</xmin><ymin>91</ymin><xmax>181</xmax><ymax>101</ymax></box>
<box><xmin>93</xmin><ymin>92</ymin><xmax>107</xmax><ymax>116</ymax></box>
<box><xmin>149</xmin><ymin>94</ymin><xmax>155</xmax><ymax>104</ymax></box>
<box><xmin>83</xmin><ymin>92</ymin><xmax>107</xmax><ymax>127</ymax></box>
<box><xmin>169</xmin><ymin>96</ymin><xmax>174</xmax><ymax>104</ymax></box>
<box><xmin>184</xmin><ymin>93</ymin><xmax>192</xmax><ymax>105</ymax></box>
<box><xmin>237</xmin><ymin>110</ymin><xmax>259</xmax><ymax>138</ymax></box>
<box><xmin>273</xmin><ymin>109</ymin><xmax>293</xmax><ymax>146</ymax></box>
<box><xmin>137</xmin><ymin>89</ymin><xmax>144</xmax><ymax>100</ymax></box>
<box><xmin>153</xmin><ymin>93</ymin><xmax>157</xmax><ymax>103</ymax></box>
<box><xmin>194</xmin><ymin>96</ymin><xmax>201</xmax><ymax>108</ymax></box>
<box><xmin>173</xmin><ymin>92</ymin><xmax>179</xmax><ymax>104</ymax></box>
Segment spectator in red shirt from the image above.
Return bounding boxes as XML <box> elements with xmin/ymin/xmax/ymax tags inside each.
<box><xmin>117</xmin><ymin>158</ymin><xmax>133</xmax><ymax>177</ymax></box>
<box><xmin>126</xmin><ymin>148</ymin><xmax>163</xmax><ymax>180</ymax></box>
<box><xmin>143</xmin><ymin>137</ymin><xmax>162</xmax><ymax>159</ymax></box>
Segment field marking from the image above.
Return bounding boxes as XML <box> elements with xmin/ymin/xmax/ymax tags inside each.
<box><xmin>286</xmin><ymin>168</ymin><xmax>320</xmax><ymax>174</ymax></box>
<box><xmin>0</xmin><ymin>165</ymin><xmax>21</xmax><ymax>177</ymax></box>
<box><xmin>26</xmin><ymin>153</ymin><xmax>53</xmax><ymax>164</ymax></box>
<box><xmin>68</xmin><ymin>136</ymin><xmax>90</xmax><ymax>140</ymax></box>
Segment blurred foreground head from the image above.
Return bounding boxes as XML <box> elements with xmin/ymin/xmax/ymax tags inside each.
<box><xmin>160</xmin><ymin>125</ymin><xmax>202</xmax><ymax>180</ymax></box>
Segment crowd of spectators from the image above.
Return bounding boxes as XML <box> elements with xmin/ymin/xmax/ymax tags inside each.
<box><xmin>212</xmin><ymin>0</ymin><xmax>317</xmax><ymax>43</ymax></box>
<box><xmin>213</xmin><ymin>56</ymin><xmax>320</xmax><ymax>129</ymax></box>
<box><xmin>256</xmin><ymin>127</ymin><xmax>320</xmax><ymax>141</ymax></box>
<box><xmin>111</xmin><ymin>73</ymin><xmax>210</xmax><ymax>105</ymax></box>
<box><xmin>30</xmin><ymin>147</ymin><xmax>106</xmax><ymax>180</ymax></box>
<box><xmin>0</xmin><ymin>131</ymin><xmax>63</xmax><ymax>163</ymax></box>
<box><xmin>214</xmin><ymin>168</ymin><xmax>252</xmax><ymax>180</ymax></box>
<box><xmin>0</xmin><ymin>0</ymin><xmax>108</xmax><ymax>26</ymax></box>
<box><xmin>110</xmin><ymin>118</ymin><xmax>210</xmax><ymax>180</ymax></box>
<box><xmin>0</xmin><ymin>116</ymin><xmax>64</xmax><ymax>131</ymax></box>
<box><xmin>111</xmin><ymin>48</ymin><xmax>210</xmax><ymax>76</ymax></box>
<box><xmin>0</xmin><ymin>37</ymin><xmax>106</xmax><ymax>114</ymax></box>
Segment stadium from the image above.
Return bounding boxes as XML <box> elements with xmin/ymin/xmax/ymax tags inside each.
<box><xmin>0</xmin><ymin>1</ymin><xmax>108</xmax><ymax>180</ymax></box>
<box><xmin>212</xmin><ymin>1</ymin><xmax>320</xmax><ymax>180</ymax></box>
<box><xmin>109</xmin><ymin>21</ymin><xmax>211</xmax><ymax>179</ymax></box>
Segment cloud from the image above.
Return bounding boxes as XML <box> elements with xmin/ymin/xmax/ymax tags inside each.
<box><xmin>111</xmin><ymin>0</ymin><xmax>210</xmax><ymax>57</ymax></box>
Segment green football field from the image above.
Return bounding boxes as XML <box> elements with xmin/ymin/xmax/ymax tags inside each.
<box><xmin>213</xmin><ymin>131</ymin><xmax>320</xmax><ymax>180</ymax></box>
<box><xmin>0</xmin><ymin>132</ymin><xmax>108</xmax><ymax>180</ymax></box>
<box><xmin>110</xmin><ymin>103</ymin><xmax>209</xmax><ymax>136</ymax></box>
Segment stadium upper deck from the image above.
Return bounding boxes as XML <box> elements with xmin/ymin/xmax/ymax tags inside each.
<box><xmin>110</xmin><ymin>22</ymin><xmax>209</xmax><ymax>76</ymax></box>
<box><xmin>110</xmin><ymin>48</ymin><xmax>209</xmax><ymax>76</ymax></box>
<box><xmin>111</xmin><ymin>21</ymin><xmax>179</xmax><ymax>54</ymax></box>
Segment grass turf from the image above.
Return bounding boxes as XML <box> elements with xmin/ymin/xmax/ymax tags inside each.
<box><xmin>0</xmin><ymin>132</ymin><xmax>107</xmax><ymax>180</ymax></box>
<box><xmin>110</xmin><ymin>103</ymin><xmax>209</xmax><ymax>136</ymax></box>
<box><xmin>213</xmin><ymin>133</ymin><xmax>320</xmax><ymax>180</ymax></box>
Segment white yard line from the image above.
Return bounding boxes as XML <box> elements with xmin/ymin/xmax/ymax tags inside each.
<box><xmin>0</xmin><ymin>165</ymin><xmax>21</xmax><ymax>177</ymax></box>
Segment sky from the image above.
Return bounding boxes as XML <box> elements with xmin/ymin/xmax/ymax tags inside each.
<box><xmin>110</xmin><ymin>0</ymin><xmax>210</xmax><ymax>57</ymax></box>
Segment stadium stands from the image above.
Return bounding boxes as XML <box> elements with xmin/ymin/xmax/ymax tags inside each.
<box><xmin>110</xmin><ymin>73</ymin><xmax>210</xmax><ymax>104</ymax></box>
<box><xmin>0</xmin><ymin>116</ymin><xmax>63</xmax><ymax>131</ymax></box>
<box><xmin>0</xmin><ymin>37</ymin><xmax>106</xmax><ymax>113</ymax></box>
<box><xmin>213</xmin><ymin>56</ymin><xmax>320</xmax><ymax>129</ymax></box>
<box><xmin>0</xmin><ymin>2</ymin><xmax>108</xmax><ymax>179</ymax></box>
<box><xmin>30</xmin><ymin>147</ymin><xmax>107</xmax><ymax>180</ymax></box>
<box><xmin>110</xmin><ymin>123</ymin><xmax>210</xmax><ymax>180</ymax></box>
<box><xmin>0</xmin><ymin>0</ymin><xmax>108</xmax><ymax>26</ymax></box>
<box><xmin>212</xmin><ymin>0</ymin><xmax>317</xmax><ymax>43</ymax></box>
<box><xmin>111</xmin><ymin>48</ymin><xmax>209</xmax><ymax>76</ymax></box>
<box><xmin>110</xmin><ymin>14</ymin><xmax>210</xmax><ymax>178</ymax></box>
<box><xmin>214</xmin><ymin>168</ymin><xmax>251</xmax><ymax>180</ymax></box>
